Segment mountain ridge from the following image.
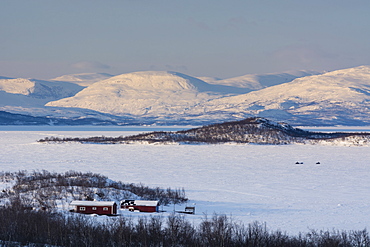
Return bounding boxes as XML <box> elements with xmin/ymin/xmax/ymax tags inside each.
<box><xmin>0</xmin><ymin>77</ymin><xmax>83</xmax><ymax>100</ymax></box>
<box><xmin>51</xmin><ymin>73</ymin><xmax>113</xmax><ymax>86</ymax></box>
<box><xmin>1</xmin><ymin>66</ymin><xmax>370</xmax><ymax>126</ymax></box>
<box><xmin>203</xmin><ymin>70</ymin><xmax>320</xmax><ymax>89</ymax></box>
<box><xmin>191</xmin><ymin>65</ymin><xmax>370</xmax><ymax>125</ymax></box>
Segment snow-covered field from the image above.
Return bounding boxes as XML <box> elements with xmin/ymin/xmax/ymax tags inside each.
<box><xmin>1</xmin><ymin>126</ymin><xmax>370</xmax><ymax>235</ymax></box>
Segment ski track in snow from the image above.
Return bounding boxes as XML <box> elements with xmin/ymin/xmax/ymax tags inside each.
<box><xmin>1</xmin><ymin>129</ymin><xmax>370</xmax><ymax>234</ymax></box>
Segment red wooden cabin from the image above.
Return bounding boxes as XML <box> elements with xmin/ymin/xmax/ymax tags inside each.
<box><xmin>70</xmin><ymin>201</ymin><xmax>117</xmax><ymax>215</ymax></box>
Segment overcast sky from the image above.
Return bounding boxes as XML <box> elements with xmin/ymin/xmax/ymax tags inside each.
<box><xmin>1</xmin><ymin>0</ymin><xmax>370</xmax><ymax>79</ymax></box>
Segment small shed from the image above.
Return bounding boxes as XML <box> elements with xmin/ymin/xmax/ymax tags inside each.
<box><xmin>70</xmin><ymin>201</ymin><xmax>117</xmax><ymax>215</ymax></box>
<box><xmin>176</xmin><ymin>206</ymin><xmax>196</xmax><ymax>214</ymax></box>
<box><xmin>121</xmin><ymin>199</ymin><xmax>159</xmax><ymax>213</ymax></box>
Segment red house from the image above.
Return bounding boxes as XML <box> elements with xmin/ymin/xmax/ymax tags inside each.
<box><xmin>121</xmin><ymin>200</ymin><xmax>159</xmax><ymax>213</ymax></box>
<box><xmin>70</xmin><ymin>201</ymin><xmax>117</xmax><ymax>215</ymax></box>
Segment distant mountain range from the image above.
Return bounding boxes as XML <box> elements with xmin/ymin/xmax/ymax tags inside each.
<box><xmin>51</xmin><ymin>73</ymin><xmax>113</xmax><ymax>87</ymax></box>
<box><xmin>1</xmin><ymin>66</ymin><xmax>370</xmax><ymax>126</ymax></box>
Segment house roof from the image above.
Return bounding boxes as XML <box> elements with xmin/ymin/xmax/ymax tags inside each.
<box><xmin>70</xmin><ymin>201</ymin><xmax>116</xmax><ymax>207</ymax></box>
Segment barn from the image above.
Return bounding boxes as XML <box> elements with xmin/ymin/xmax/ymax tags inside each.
<box><xmin>121</xmin><ymin>199</ymin><xmax>159</xmax><ymax>213</ymax></box>
<box><xmin>70</xmin><ymin>201</ymin><xmax>117</xmax><ymax>215</ymax></box>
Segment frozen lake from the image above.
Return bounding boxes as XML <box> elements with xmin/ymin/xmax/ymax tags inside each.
<box><xmin>1</xmin><ymin>126</ymin><xmax>370</xmax><ymax>234</ymax></box>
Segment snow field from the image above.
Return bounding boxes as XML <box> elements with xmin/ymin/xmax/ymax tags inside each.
<box><xmin>1</xmin><ymin>129</ymin><xmax>370</xmax><ymax>234</ymax></box>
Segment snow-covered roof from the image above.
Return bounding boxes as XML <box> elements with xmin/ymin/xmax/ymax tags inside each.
<box><xmin>121</xmin><ymin>200</ymin><xmax>159</xmax><ymax>206</ymax></box>
<box><xmin>70</xmin><ymin>200</ymin><xmax>116</xmax><ymax>206</ymax></box>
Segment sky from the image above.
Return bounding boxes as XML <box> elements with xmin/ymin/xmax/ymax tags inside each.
<box><xmin>1</xmin><ymin>0</ymin><xmax>370</xmax><ymax>80</ymax></box>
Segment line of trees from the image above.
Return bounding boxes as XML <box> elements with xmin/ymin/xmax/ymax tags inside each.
<box><xmin>0</xmin><ymin>204</ymin><xmax>369</xmax><ymax>247</ymax></box>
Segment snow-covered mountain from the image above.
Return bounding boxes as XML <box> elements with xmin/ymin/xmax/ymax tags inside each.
<box><xmin>46</xmin><ymin>71</ymin><xmax>240</xmax><ymax>117</ymax></box>
<box><xmin>0</xmin><ymin>77</ymin><xmax>131</xmax><ymax>125</ymax></box>
<box><xmin>51</xmin><ymin>73</ymin><xmax>113</xmax><ymax>86</ymax></box>
<box><xmin>195</xmin><ymin>66</ymin><xmax>370</xmax><ymax>125</ymax></box>
<box><xmin>201</xmin><ymin>70</ymin><xmax>320</xmax><ymax>91</ymax></box>
<box><xmin>0</xmin><ymin>77</ymin><xmax>83</xmax><ymax>100</ymax></box>
<box><xmin>1</xmin><ymin>66</ymin><xmax>370</xmax><ymax>126</ymax></box>
<box><xmin>0</xmin><ymin>77</ymin><xmax>85</xmax><ymax>114</ymax></box>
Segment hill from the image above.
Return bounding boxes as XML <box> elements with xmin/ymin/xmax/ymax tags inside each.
<box><xmin>46</xmin><ymin>71</ymin><xmax>240</xmax><ymax>116</ymax></box>
<box><xmin>38</xmin><ymin>117</ymin><xmax>370</xmax><ymax>145</ymax></box>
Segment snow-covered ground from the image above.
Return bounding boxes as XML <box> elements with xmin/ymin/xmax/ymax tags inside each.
<box><xmin>1</xmin><ymin>126</ymin><xmax>370</xmax><ymax>235</ymax></box>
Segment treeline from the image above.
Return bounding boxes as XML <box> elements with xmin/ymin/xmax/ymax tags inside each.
<box><xmin>36</xmin><ymin>117</ymin><xmax>370</xmax><ymax>145</ymax></box>
<box><xmin>0</xmin><ymin>205</ymin><xmax>369</xmax><ymax>247</ymax></box>
<box><xmin>37</xmin><ymin>135</ymin><xmax>127</xmax><ymax>144</ymax></box>
<box><xmin>0</xmin><ymin>170</ymin><xmax>187</xmax><ymax>209</ymax></box>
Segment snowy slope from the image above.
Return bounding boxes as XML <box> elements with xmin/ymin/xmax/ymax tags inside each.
<box><xmin>193</xmin><ymin>66</ymin><xmax>370</xmax><ymax>125</ymax></box>
<box><xmin>202</xmin><ymin>70</ymin><xmax>320</xmax><ymax>90</ymax></box>
<box><xmin>46</xmin><ymin>71</ymin><xmax>239</xmax><ymax>116</ymax></box>
<box><xmin>0</xmin><ymin>77</ymin><xmax>84</xmax><ymax>114</ymax></box>
<box><xmin>0</xmin><ymin>91</ymin><xmax>48</xmax><ymax>107</ymax></box>
<box><xmin>51</xmin><ymin>73</ymin><xmax>113</xmax><ymax>86</ymax></box>
<box><xmin>0</xmin><ymin>77</ymin><xmax>83</xmax><ymax>100</ymax></box>
<box><xmin>0</xmin><ymin>77</ymin><xmax>132</xmax><ymax>124</ymax></box>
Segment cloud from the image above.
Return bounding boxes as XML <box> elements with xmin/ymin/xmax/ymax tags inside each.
<box><xmin>71</xmin><ymin>61</ymin><xmax>111</xmax><ymax>70</ymax></box>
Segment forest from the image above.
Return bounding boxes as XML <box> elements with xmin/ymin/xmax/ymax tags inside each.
<box><xmin>0</xmin><ymin>206</ymin><xmax>369</xmax><ymax>247</ymax></box>
<box><xmin>1</xmin><ymin>170</ymin><xmax>370</xmax><ymax>246</ymax></box>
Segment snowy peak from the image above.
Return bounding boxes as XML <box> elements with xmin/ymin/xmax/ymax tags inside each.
<box><xmin>0</xmin><ymin>77</ymin><xmax>83</xmax><ymax>99</ymax></box>
<box><xmin>268</xmin><ymin>65</ymin><xmax>370</xmax><ymax>102</ymax></box>
<box><xmin>211</xmin><ymin>65</ymin><xmax>370</xmax><ymax>104</ymax></box>
<box><xmin>94</xmin><ymin>71</ymin><xmax>214</xmax><ymax>92</ymax></box>
<box><xmin>309</xmin><ymin>65</ymin><xmax>370</xmax><ymax>89</ymax></box>
<box><xmin>205</xmin><ymin>70</ymin><xmax>321</xmax><ymax>90</ymax></box>
<box><xmin>0</xmin><ymin>78</ymin><xmax>35</xmax><ymax>95</ymax></box>
<box><xmin>51</xmin><ymin>73</ymin><xmax>113</xmax><ymax>86</ymax></box>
